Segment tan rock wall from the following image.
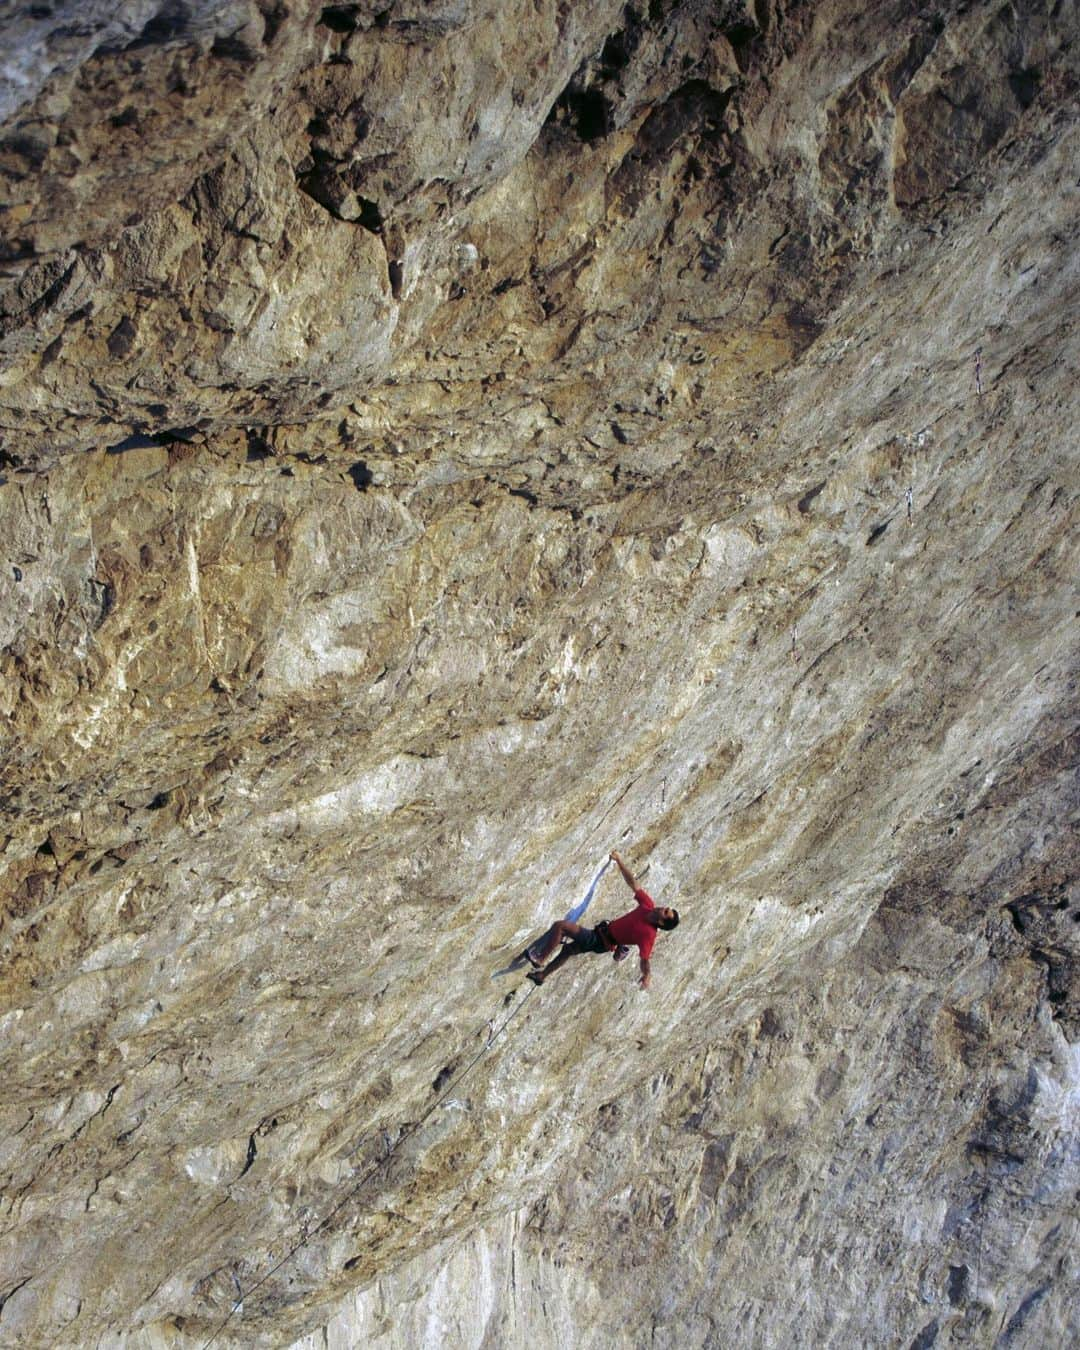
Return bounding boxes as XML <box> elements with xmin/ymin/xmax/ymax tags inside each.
<box><xmin>0</xmin><ymin>2</ymin><xmax>1077</xmax><ymax>1346</ymax></box>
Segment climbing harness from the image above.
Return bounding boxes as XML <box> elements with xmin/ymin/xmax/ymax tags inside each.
<box><xmin>200</xmin><ymin>985</ymin><xmax>538</xmax><ymax>1349</ymax></box>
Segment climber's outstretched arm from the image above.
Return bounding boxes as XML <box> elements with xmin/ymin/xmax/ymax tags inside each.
<box><xmin>610</xmin><ymin>850</ymin><xmax>638</xmax><ymax>892</ymax></box>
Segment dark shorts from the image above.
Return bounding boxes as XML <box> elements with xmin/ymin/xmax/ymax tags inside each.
<box><xmin>568</xmin><ymin>921</ymin><xmax>614</xmax><ymax>955</ymax></box>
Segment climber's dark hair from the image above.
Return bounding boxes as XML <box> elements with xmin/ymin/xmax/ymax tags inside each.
<box><xmin>660</xmin><ymin>909</ymin><xmax>680</xmax><ymax>931</ymax></box>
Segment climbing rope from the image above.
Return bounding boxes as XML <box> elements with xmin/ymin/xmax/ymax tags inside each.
<box><xmin>200</xmin><ymin>984</ymin><xmax>538</xmax><ymax>1349</ymax></box>
<box><xmin>973</xmin><ymin>918</ymin><xmax>995</xmax><ymax>1310</ymax></box>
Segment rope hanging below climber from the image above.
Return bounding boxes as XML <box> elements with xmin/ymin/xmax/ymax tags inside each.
<box><xmin>201</xmin><ymin>847</ymin><xmax>678</xmax><ymax>1348</ymax></box>
<box><xmin>200</xmin><ymin>985</ymin><xmax>537</xmax><ymax>1349</ymax></box>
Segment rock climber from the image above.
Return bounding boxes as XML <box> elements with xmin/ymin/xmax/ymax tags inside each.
<box><xmin>522</xmin><ymin>850</ymin><xmax>679</xmax><ymax>991</ymax></box>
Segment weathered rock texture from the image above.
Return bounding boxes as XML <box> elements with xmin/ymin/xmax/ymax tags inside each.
<box><xmin>1</xmin><ymin>2</ymin><xmax>1077</xmax><ymax>1347</ymax></box>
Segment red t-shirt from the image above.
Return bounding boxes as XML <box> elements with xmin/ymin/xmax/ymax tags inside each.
<box><xmin>607</xmin><ymin>888</ymin><xmax>657</xmax><ymax>960</ymax></box>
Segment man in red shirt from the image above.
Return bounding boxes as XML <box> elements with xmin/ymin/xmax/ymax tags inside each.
<box><xmin>522</xmin><ymin>851</ymin><xmax>679</xmax><ymax>991</ymax></box>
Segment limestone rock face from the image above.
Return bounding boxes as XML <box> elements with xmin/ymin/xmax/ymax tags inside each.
<box><xmin>1</xmin><ymin>2</ymin><xmax>1077</xmax><ymax>1347</ymax></box>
